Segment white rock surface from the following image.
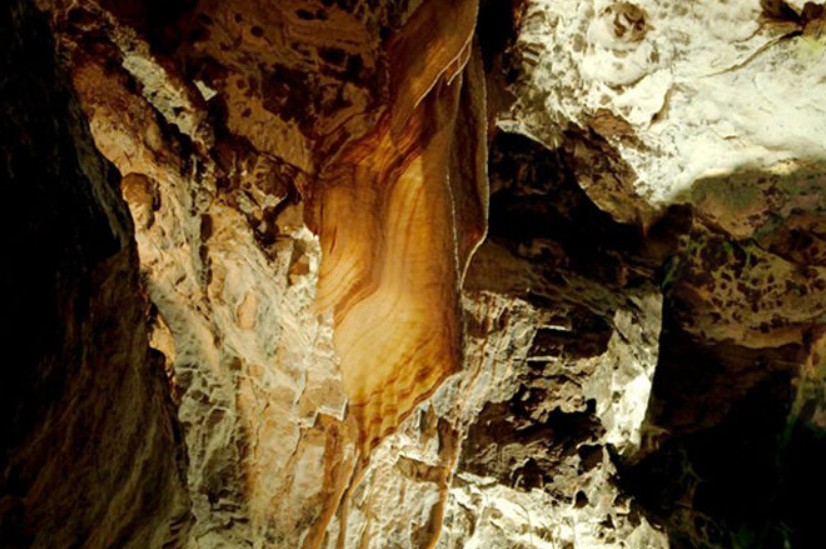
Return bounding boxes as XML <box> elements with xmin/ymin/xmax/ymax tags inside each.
<box><xmin>321</xmin><ymin>289</ymin><xmax>667</xmax><ymax>548</ymax></box>
<box><xmin>505</xmin><ymin>0</ymin><xmax>826</xmax><ymax>205</ymax></box>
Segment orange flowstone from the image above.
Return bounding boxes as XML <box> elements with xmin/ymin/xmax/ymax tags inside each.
<box><xmin>312</xmin><ymin>0</ymin><xmax>486</xmax><ymax>456</ymax></box>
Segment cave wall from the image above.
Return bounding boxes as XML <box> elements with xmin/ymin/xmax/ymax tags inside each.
<box><xmin>2</xmin><ymin>0</ymin><xmax>826</xmax><ymax>547</ymax></box>
<box><xmin>504</xmin><ymin>1</ymin><xmax>826</xmax><ymax>546</ymax></box>
<box><xmin>0</xmin><ymin>1</ymin><xmax>190</xmax><ymax>547</ymax></box>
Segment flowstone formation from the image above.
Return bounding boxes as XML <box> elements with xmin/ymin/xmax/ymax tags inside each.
<box><xmin>2</xmin><ymin>0</ymin><xmax>826</xmax><ymax>547</ymax></box>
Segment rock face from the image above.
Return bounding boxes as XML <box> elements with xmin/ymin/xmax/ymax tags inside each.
<box><xmin>0</xmin><ymin>1</ymin><xmax>190</xmax><ymax>547</ymax></box>
<box><xmin>3</xmin><ymin>0</ymin><xmax>826</xmax><ymax>547</ymax></box>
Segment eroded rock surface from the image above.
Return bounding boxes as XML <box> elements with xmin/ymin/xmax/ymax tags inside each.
<box><xmin>0</xmin><ymin>1</ymin><xmax>190</xmax><ymax>546</ymax></box>
<box><xmin>3</xmin><ymin>0</ymin><xmax>826</xmax><ymax>547</ymax></box>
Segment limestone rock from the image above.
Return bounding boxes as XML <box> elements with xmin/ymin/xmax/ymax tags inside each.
<box><xmin>506</xmin><ymin>0</ymin><xmax>826</xmax><ymax>211</ymax></box>
<box><xmin>3</xmin><ymin>0</ymin><xmax>826</xmax><ymax>547</ymax></box>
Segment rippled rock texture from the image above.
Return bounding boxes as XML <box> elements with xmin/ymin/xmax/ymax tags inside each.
<box><xmin>3</xmin><ymin>0</ymin><xmax>826</xmax><ymax>547</ymax></box>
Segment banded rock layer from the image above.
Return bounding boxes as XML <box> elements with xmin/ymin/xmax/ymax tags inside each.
<box><xmin>311</xmin><ymin>0</ymin><xmax>488</xmax><ymax>453</ymax></box>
